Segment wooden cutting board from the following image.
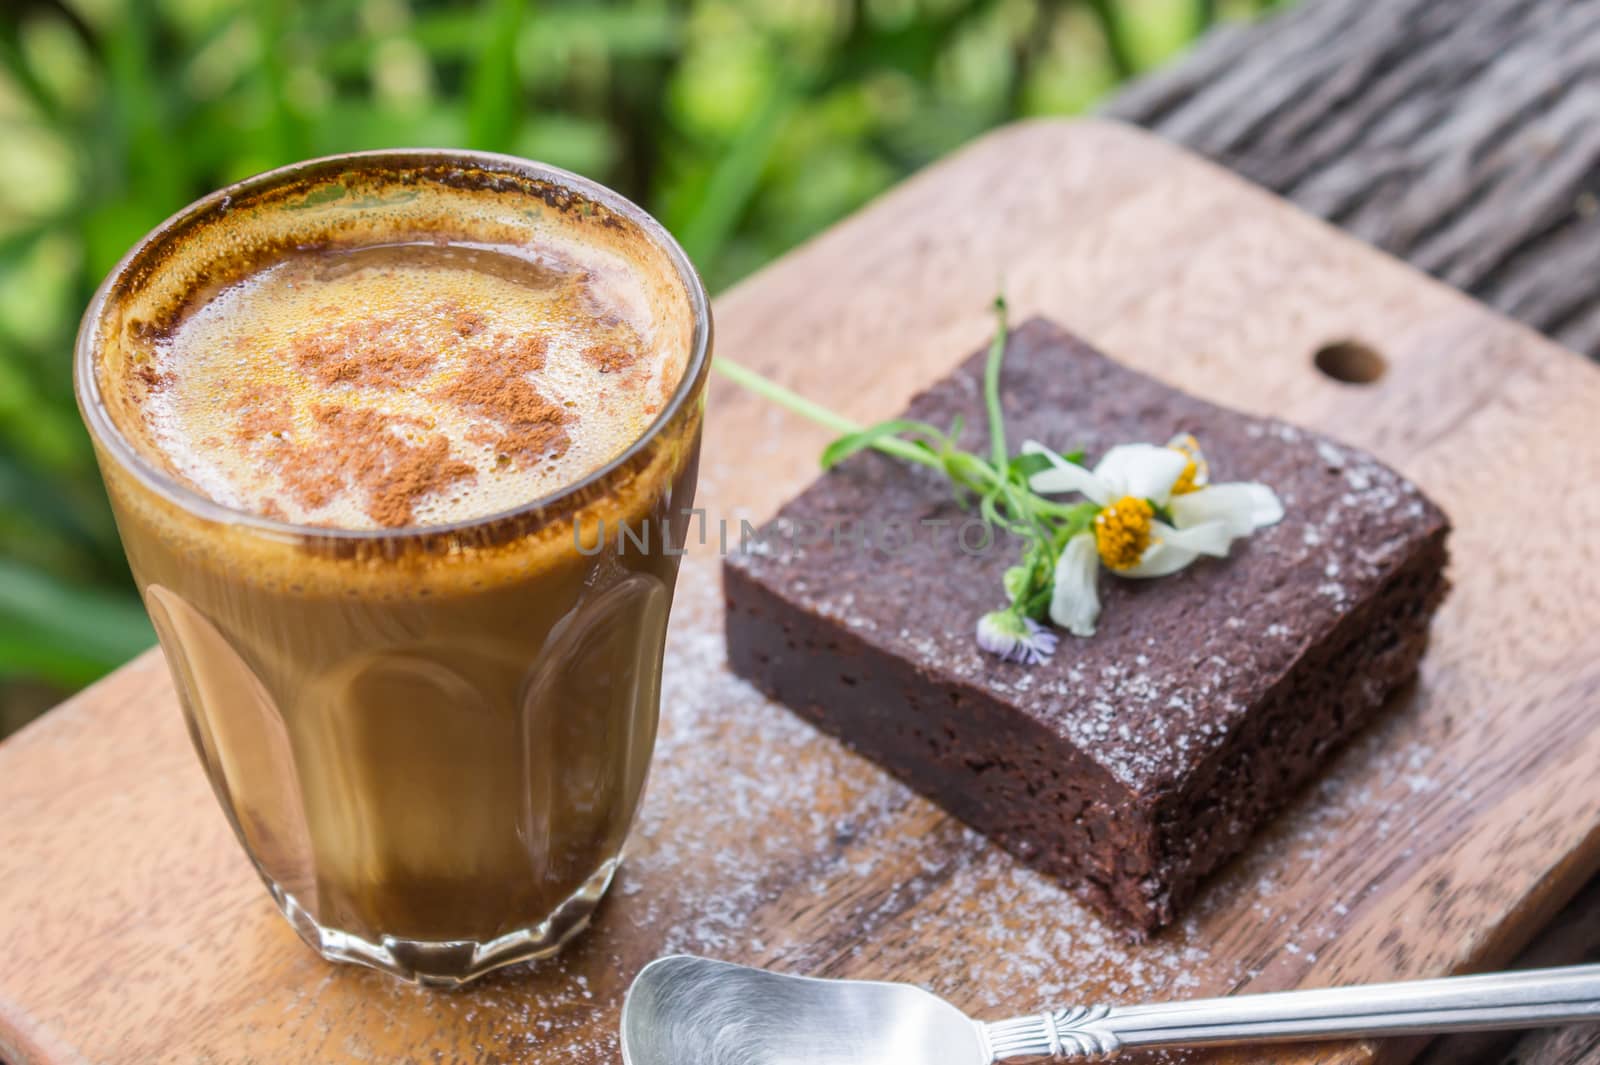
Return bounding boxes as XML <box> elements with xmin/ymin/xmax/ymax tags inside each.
<box><xmin>4</xmin><ymin>119</ymin><xmax>1599</xmax><ymax>1065</ymax></box>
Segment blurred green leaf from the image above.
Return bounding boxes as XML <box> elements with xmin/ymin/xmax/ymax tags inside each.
<box><xmin>310</xmin><ymin>96</ymin><xmax>467</xmax><ymax>153</ymax></box>
<box><xmin>466</xmin><ymin>0</ymin><xmax>528</xmax><ymax>152</ymax></box>
<box><xmin>0</xmin><ymin>354</ymin><xmax>83</xmax><ymax>472</ymax></box>
<box><xmin>0</xmin><ymin>560</ymin><xmax>152</xmax><ymax>688</ymax></box>
<box><xmin>518</xmin><ymin>6</ymin><xmax>680</xmax><ymax>64</ymax></box>
<box><xmin>104</xmin><ymin>0</ymin><xmax>187</xmax><ymax>211</ymax></box>
<box><xmin>18</xmin><ymin>11</ymin><xmax>98</xmax><ymax>115</ymax></box>
<box><xmin>255</xmin><ymin>0</ymin><xmax>312</xmax><ymax>164</ymax></box>
<box><xmin>1123</xmin><ymin>0</ymin><xmax>1211</xmax><ymax>69</ymax></box>
<box><xmin>512</xmin><ymin>113</ymin><xmax>617</xmax><ymax>174</ymax></box>
<box><xmin>0</xmin><ymin>16</ymin><xmax>62</xmax><ymax>122</ymax></box>
<box><xmin>80</xmin><ymin>197</ymin><xmax>157</xmax><ymax>283</ymax></box>
<box><xmin>668</xmin><ymin>79</ymin><xmax>798</xmax><ymax>270</ymax></box>
<box><xmin>1083</xmin><ymin>0</ymin><xmax>1138</xmax><ymax>78</ymax></box>
<box><xmin>0</xmin><ymin>453</ymin><xmax>113</xmax><ymax>554</ymax></box>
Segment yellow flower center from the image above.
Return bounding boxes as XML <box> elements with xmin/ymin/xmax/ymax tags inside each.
<box><xmin>1095</xmin><ymin>496</ymin><xmax>1154</xmax><ymax>570</ymax></box>
<box><xmin>1170</xmin><ymin>459</ymin><xmax>1200</xmax><ymax>496</ymax></box>
<box><xmin>1167</xmin><ymin>433</ymin><xmax>1207</xmax><ymax>495</ymax></box>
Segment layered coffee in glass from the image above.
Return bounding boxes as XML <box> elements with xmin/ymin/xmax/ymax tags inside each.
<box><xmin>74</xmin><ymin>151</ymin><xmax>711</xmax><ymax>986</ymax></box>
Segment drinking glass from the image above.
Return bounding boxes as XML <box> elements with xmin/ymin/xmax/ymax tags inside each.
<box><xmin>74</xmin><ymin>151</ymin><xmax>711</xmax><ymax>986</ymax></box>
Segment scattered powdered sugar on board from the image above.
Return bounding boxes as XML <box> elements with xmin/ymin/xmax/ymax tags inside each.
<box><xmin>346</xmin><ymin>551</ymin><xmax>1454</xmax><ymax>1061</ymax></box>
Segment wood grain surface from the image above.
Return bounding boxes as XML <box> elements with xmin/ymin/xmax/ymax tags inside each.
<box><xmin>1410</xmin><ymin>873</ymin><xmax>1600</xmax><ymax>1065</ymax></box>
<box><xmin>3</xmin><ymin>119</ymin><xmax>1600</xmax><ymax>1065</ymax></box>
<box><xmin>1106</xmin><ymin>0</ymin><xmax>1600</xmax><ymax>361</ymax></box>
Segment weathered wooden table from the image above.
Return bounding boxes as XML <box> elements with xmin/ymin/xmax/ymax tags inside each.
<box><xmin>1108</xmin><ymin>2</ymin><xmax>1600</xmax><ymax>1061</ymax></box>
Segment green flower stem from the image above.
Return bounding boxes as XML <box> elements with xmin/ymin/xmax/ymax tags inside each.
<box><xmin>712</xmin><ymin>357</ymin><xmax>947</xmax><ymax>472</ymax></box>
<box><xmin>1034</xmin><ymin>498</ymin><xmax>1099</xmax><ymax>521</ymax></box>
<box><xmin>983</xmin><ymin>295</ymin><xmax>1009</xmax><ymax>469</ymax></box>
<box><xmin>713</xmin><ymin>296</ymin><xmax>1101</xmax><ymax>660</ymax></box>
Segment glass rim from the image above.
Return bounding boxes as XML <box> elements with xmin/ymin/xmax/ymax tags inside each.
<box><xmin>73</xmin><ymin>148</ymin><xmax>713</xmax><ymax>543</ymax></box>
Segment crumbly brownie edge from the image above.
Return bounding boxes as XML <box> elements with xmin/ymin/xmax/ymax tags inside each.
<box><xmin>1149</xmin><ymin>526</ymin><xmax>1451</xmax><ymax>925</ymax></box>
<box><xmin>724</xmin><ymin>562</ymin><xmax>1168</xmax><ymax>930</ymax></box>
<box><xmin>725</xmin><ymin>526</ymin><xmax>1447</xmax><ymax>937</ymax></box>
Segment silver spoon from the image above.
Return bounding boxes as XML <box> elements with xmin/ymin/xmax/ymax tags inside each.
<box><xmin>620</xmin><ymin>954</ymin><xmax>1600</xmax><ymax>1063</ymax></box>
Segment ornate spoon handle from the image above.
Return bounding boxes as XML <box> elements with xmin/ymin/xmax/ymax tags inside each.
<box><xmin>981</xmin><ymin>963</ymin><xmax>1600</xmax><ymax>1060</ymax></box>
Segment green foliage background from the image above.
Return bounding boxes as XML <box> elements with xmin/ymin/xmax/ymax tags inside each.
<box><xmin>0</xmin><ymin>0</ymin><xmax>1277</xmax><ymax>728</ymax></box>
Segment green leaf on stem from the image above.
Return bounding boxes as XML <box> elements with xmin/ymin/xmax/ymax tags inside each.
<box><xmin>819</xmin><ymin>419</ymin><xmax>945</xmax><ymax>469</ymax></box>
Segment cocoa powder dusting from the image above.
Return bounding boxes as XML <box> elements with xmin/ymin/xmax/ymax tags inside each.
<box><xmin>435</xmin><ymin>332</ymin><xmax>571</xmax><ymax>467</ymax></box>
<box><xmin>582</xmin><ymin>341</ymin><xmax>641</xmax><ymax>374</ymax></box>
<box><xmin>451</xmin><ymin>308</ymin><xmax>487</xmax><ymax>337</ymax></box>
<box><xmin>190</xmin><ymin>244</ymin><xmax>662</xmax><ymax>526</ymax></box>
<box><xmin>227</xmin><ymin>385</ymin><xmax>292</xmax><ymax>442</ymax></box>
<box><xmin>131</xmin><ymin>235</ymin><xmax>679</xmax><ymax>531</ymax></box>
<box><xmin>133</xmin><ymin>362</ymin><xmax>174</xmax><ymax>392</ymax></box>
<box><xmin>290</xmin><ymin>307</ymin><xmax>450</xmax><ymax>389</ymax></box>
<box><xmin>270</xmin><ymin>405</ymin><xmax>477</xmax><ymax>527</ymax></box>
<box><xmin>226</xmin><ymin>319</ymin><xmax>572</xmax><ymax>525</ymax></box>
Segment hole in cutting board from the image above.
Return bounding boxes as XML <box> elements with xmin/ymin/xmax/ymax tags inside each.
<box><xmin>1313</xmin><ymin>340</ymin><xmax>1387</xmax><ymax>384</ymax></box>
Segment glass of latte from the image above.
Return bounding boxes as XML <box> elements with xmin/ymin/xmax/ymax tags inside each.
<box><xmin>73</xmin><ymin>152</ymin><xmax>710</xmax><ymax>986</ymax></box>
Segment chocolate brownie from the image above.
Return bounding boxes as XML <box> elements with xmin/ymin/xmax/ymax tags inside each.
<box><xmin>723</xmin><ymin>318</ymin><xmax>1449</xmax><ymax>937</ymax></box>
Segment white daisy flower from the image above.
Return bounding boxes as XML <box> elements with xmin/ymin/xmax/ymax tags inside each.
<box><xmin>1024</xmin><ymin>433</ymin><xmax>1284</xmax><ymax>635</ymax></box>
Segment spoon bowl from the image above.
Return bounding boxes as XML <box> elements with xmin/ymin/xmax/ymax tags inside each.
<box><xmin>620</xmin><ymin>955</ymin><xmax>987</xmax><ymax>1065</ymax></box>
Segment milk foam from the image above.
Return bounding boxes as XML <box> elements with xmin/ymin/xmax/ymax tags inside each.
<box><xmin>140</xmin><ymin>241</ymin><xmax>671</xmax><ymax>529</ymax></box>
